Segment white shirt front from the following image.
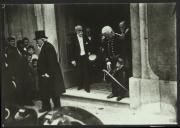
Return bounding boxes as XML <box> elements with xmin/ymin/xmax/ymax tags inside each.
<box><xmin>38</xmin><ymin>42</ymin><xmax>44</xmax><ymax>52</ymax></box>
<box><xmin>88</xmin><ymin>36</ymin><xmax>92</xmax><ymax>41</ymax></box>
<box><xmin>77</xmin><ymin>35</ymin><xmax>85</xmax><ymax>56</ymax></box>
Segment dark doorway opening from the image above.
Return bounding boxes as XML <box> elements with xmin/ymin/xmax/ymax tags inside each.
<box><xmin>55</xmin><ymin>4</ymin><xmax>132</xmax><ymax>93</ymax></box>
<box><xmin>72</xmin><ymin>4</ymin><xmax>130</xmax><ymax>38</ymax></box>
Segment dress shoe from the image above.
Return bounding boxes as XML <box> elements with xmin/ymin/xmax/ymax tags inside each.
<box><xmin>77</xmin><ymin>86</ymin><xmax>83</xmax><ymax>90</ymax></box>
<box><xmin>116</xmin><ymin>96</ymin><xmax>123</xmax><ymax>101</ymax></box>
<box><xmin>85</xmin><ymin>88</ymin><xmax>90</xmax><ymax>93</ymax></box>
<box><xmin>107</xmin><ymin>93</ymin><xmax>115</xmax><ymax>99</ymax></box>
<box><xmin>39</xmin><ymin>108</ymin><xmax>51</xmax><ymax>113</ymax></box>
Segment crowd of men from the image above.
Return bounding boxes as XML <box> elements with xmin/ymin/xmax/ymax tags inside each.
<box><xmin>3</xmin><ymin>31</ymin><xmax>65</xmax><ymax>117</ymax></box>
<box><xmin>3</xmin><ymin>37</ymin><xmax>38</xmax><ymax>106</ymax></box>
<box><xmin>2</xmin><ymin>21</ymin><xmax>131</xmax><ymax>122</ymax></box>
<box><xmin>69</xmin><ymin>21</ymin><xmax>131</xmax><ymax>100</ymax></box>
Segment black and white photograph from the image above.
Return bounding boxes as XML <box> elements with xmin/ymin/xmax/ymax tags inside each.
<box><xmin>1</xmin><ymin>2</ymin><xmax>179</xmax><ymax>126</ymax></box>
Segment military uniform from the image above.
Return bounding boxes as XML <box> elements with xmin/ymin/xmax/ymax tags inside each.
<box><xmin>101</xmin><ymin>34</ymin><xmax>121</xmax><ymax>69</ymax></box>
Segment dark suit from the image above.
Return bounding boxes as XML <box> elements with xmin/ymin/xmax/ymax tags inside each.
<box><xmin>37</xmin><ymin>41</ymin><xmax>65</xmax><ymax>109</ymax></box>
<box><xmin>69</xmin><ymin>34</ymin><xmax>90</xmax><ymax>90</ymax></box>
<box><xmin>5</xmin><ymin>45</ymin><xmax>25</xmax><ymax>105</ymax></box>
<box><xmin>118</xmin><ymin>27</ymin><xmax>132</xmax><ymax>75</ymax></box>
<box><xmin>108</xmin><ymin>66</ymin><xmax>129</xmax><ymax>97</ymax></box>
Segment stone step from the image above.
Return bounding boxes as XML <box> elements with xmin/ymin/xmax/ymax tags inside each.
<box><xmin>61</xmin><ymin>88</ymin><xmax>130</xmax><ymax>108</ymax></box>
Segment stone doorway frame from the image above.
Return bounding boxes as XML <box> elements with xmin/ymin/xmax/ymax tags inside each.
<box><xmin>34</xmin><ymin>3</ymin><xmax>177</xmax><ymax>113</ymax></box>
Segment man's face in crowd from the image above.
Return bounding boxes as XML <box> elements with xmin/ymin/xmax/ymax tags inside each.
<box><xmin>27</xmin><ymin>55</ymin><xmax>32</xmax><ymax>62</ymax></box>
<box><xmin>119</xmin><ymin>21</ymin><xmax>126</xmax><ymax>31</ymax></box>
<box><xmin>36</xmin><ymin>38</ymin><xmax>44</xmax><ymax>48</ymax></box>
<box><xmin>103</xmin><ymin>32</ymin><xmax>114</xmax><ymax>39</ymax></box>
<box><xmin>86</xmin><ymin>28</ymin><xmax>91</xmax><ymax>36</ymax></box>
<box><xmin>24</xmin><ymin>39</ymin><xmax>29</xmax><ymax>47</ymax></box>
<box><xmin>27</xmin><ymin>48</ymin><xmax>34</xmax><ymax>55</ymax></box>
<box><xmin>75</xmin><ymin>26</ymin><xmax>83</xmax><ymax>37</ymax></box>
<box><xmin>116</xmin><ymin>58</ymin><xmax>124</xmax><ymax>68</ymax></box>
<box><xmin>32</xmin><ymin>60</ymin><xmax>38</xmax><ymax>67</ymax></box>
<box><xmin>19</xmin><ymin>42</ymin><xmax>24</xmax><ymax>49</ymax></box>
<box><xmin>9</xmin><ymin>39</ymin><xmax>16</xmax><ymax>47</ymax></box>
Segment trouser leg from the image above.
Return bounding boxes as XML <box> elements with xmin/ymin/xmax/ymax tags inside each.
<box><xmin>82</xmin><ymin>56</ymin><xmax>90</xmax><ymax>90</ymax></box>
<box><xmin>41</xmin><ymin>97</ymin><xmax>51</xmax><ymax>110</ymax></box>
<box><xmin>52</xmin><ymin>95</ymin><xmax>61</xmax><ymax>108</ymax></box>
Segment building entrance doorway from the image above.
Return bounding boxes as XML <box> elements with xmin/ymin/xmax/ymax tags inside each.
<box><xmin>55</xmin><ymin>4</ymin><xmax>132</xmax><ymax>94</ymax></box>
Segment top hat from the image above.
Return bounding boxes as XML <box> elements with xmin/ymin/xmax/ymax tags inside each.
<box><xmin>34</xmin><ymin>30</ymin><xmax>48</xmax><ymax>40</ymax></box>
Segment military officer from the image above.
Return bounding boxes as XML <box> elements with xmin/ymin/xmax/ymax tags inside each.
<box><xmin>101</xmin><ymin>26</ymin><xmax>121</xmax><ymax>71</ymax></box>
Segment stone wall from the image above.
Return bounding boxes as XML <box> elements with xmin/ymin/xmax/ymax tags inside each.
<box><xmin>147</xmin><ymin>3</ymin><xmax>177</xmax><ymax>111</ymax></box>
<box><xmin>5</xmin><ymin>5</ymin><xmax>37</xmax><ymax>42</ymax></box>
<box><xmin>148</xmin><ymin>3</ymin><xmax>177</xmax><ymax>81</ymax></box>
<box><xmin>130</xmin><ymin>3</ymin><xmax>177</xmax><ymax>113</ymax></box>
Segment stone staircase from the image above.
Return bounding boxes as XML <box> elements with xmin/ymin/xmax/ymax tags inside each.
<box><xmin>61</xmin><ymin>87</ymin><xmax>130</xmax><ymax>108</ymax></box>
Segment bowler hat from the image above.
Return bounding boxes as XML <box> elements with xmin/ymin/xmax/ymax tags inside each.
<box><xmin>34</xmin><ymin>30</ymin><xmax>48</xmax><ymax>40</ymax></box>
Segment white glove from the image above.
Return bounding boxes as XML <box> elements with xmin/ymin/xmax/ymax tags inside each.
<box><xmin>42</xmin><ymin>73</ymin><xmax>50</xmax><ymax>78</ymax></box>
<box><xmin>106</xmin><ymin>61</ymin><xmax>111</xmax><ymax>72</ymax></box>
<box><xmin>71</xmin><ymin>61</ymin><xmax>76</xmax><ymax>67</ymax></box>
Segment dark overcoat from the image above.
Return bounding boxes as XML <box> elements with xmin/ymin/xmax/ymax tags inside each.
<box><xmin>37</xmin><ymin>41</ymin><xmax>65</xmax><ymax>98</ymax></box>
<box><xmin>5</xmin><ymin>45</ymin><xmax>25</xmax><ymax>105</ymax></box>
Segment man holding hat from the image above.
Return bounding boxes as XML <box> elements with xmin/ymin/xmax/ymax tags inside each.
<box><xmin>68</xmin><ymin>25</ymin><xmax>90</xmax><ymax>93</ymax></box>
<box><xmin>34</xmin><ymin>30</ymin><xmax>65</xmax><ymax>112</ymax></box>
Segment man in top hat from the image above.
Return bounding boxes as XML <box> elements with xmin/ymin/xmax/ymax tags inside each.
<box><xmin>34</xmin><ymin>30</ymin><xmax>65</xmax><ymax>112</ymax></box>
<box><xmin>68</xmin><ymin>25</ymin><xmax>90</xmax><ymax>92</ymax></box>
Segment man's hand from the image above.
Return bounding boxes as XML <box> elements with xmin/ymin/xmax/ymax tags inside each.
<box><xmin>71</xmin><ymin>61</ymin><xmax>76</xmax><ymax>67</ymax></box>
<box><xmin>120</xmin><ymin>33</ymin><xmax>125</xmax><ymax>39</ymax></box>
<box><xmin>106</xmin><ymin>61</ymin><xmax>111</xmax><ymax>72</ymax></box>
<box><xmin>101</xmin><ymin>36</ymin><xmax>105</xmax><ymax>40</ymax></box>
<box><xmin>12</xmin><ymin>81</ymin><xmax>16</xmax><ymax>88</ymax></box>
<box><xmin>105</xmin><ymin>58</ymin><xmax>109</xmax><ymax>62</ymax></box>
<box><xmin>42</xmin><ymin>73</ymin><xmax>50</xmax><ymax>78</ymax></box>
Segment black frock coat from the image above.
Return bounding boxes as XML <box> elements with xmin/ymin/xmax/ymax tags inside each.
<box><xmin>37</xmin><ymin>41</ymin><xmax>65</xmax><ymax>98</ymax></box>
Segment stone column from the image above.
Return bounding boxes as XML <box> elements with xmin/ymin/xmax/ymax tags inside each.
<box><xmin>34</xmin><ymin>4</ymin><xmax>44</xmax><ymax>30</ymax></box>
<box><xmin>139</xmin><ymin>3</ymin><xmax>160</xmax><ymax>113</ymax></box>
<box><xmin>129</xmin><ymin>3</ymin><xmax>160</xmax><ymax>113</ymax></box>
<box><xmin>33</xmin><ymin>4</ymin><xmax>44</xmax><ymax>55</ymax></box>
<box><xmin>130</xmin><ymin>3</ymin><xmax>141</xmax><ymax>78</ymax></box>
<box><xmin>42</xmin><ymin>4</ymin><xmax>59</xmax><ymax>61</ymax></box>
<box><xmin>34</xmin><ymin>4</ymin><xmax>60</xmax><ymax>60</ymax></box>
<box><xmin>129</xmin><ymin>3</ymin><xmax>141</xmax><ymax>109</ymax></box>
